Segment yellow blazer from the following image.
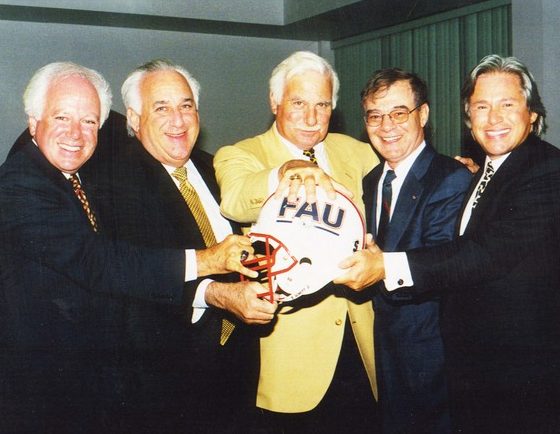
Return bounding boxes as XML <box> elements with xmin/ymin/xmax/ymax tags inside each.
<box><xmin>214</xmin><ymin>125</ymin><xmax>379</xmax><ymax>412</ymax></box>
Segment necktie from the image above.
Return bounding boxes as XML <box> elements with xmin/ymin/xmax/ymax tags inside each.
<box><xmin>303</xmin><ymin>148</ymin><xmax>318</xmax><ymax>165</ymax></box>
<box><xmin>172</xmin><ymin>167</ymin><xmax>235</xmax><ymax>345</ymax></box>
<box><xmin>69</xmin><ymin>174</ymin><xmax>98</xmax><ymax>232</ymax></box>
<box><xmin>376</xmin><ymin>170</ymin><xmax>396</xmax><ymax>249</ymax></box>
<box><xmin>472</xmin><ymin>161</ymin><xmax>495</xmax><ymax>209</ymax></box>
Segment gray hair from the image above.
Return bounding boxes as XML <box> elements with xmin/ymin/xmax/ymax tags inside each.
<box><xmin>23</xmin><ymin>61</ymin><xmax>112</xmax><ymax>127</ymax></box>
<box><xmin>121</xmin><ymin>59</ymin><xmax>200</xmax><ymax>135</ymax></box>
<box><xmin>461</xmin><ymin>54</ymin><xmax>547</xmax><ymax>136</ymax></box>
<box><xmin>269</xmin><ymin>51</ymin><xmax>340</xmax><ymax>109</ymax></box>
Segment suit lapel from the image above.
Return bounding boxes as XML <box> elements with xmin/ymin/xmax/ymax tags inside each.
<box><xmin>362</xmin><ymin>165</ymin><xmax>383</xmax><ymax>236</ymax></box>
<box><xmin>383</xmin><ymin>146</ymin><xmax>435</xmax><ymax>250</ymax></box>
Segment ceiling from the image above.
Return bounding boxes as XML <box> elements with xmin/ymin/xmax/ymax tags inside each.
<box><xmin>0</xmin><ymin>0</ymin><xmax>489</xmax><ymax>42</ymax></box>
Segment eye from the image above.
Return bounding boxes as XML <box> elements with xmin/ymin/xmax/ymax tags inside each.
<box><xmin>368</xmin><ymin>113</ymin><xmax>382</xmax><ymax>122</ymax></box>
<box><xmin>291</xmin><ymin>100</ymin><xmax>305</xmax><ymax>108</ymax></box>
<box><xmin>155</xmin><ymin>106</ymin><xmax>168</xmax><ymax>113</ymax></box>
<box><xmin>317</xmin><ymin>102</ymin><xmax>332</xmax><ymax>110</ymax></box>
<box><xmin>54</xmin><ymin>115</ymin><xmax>69</xmax><ymax>121</ymax></box>
<box><xmin>474</xmin><ymin>104</ymin><xmax>489</xmax><ymax>111</ymax></box>
<box><xmin>391</xmin><ymin>110</ymin><xmax>408</xmax><ymax>121</ymax></box>
<box><xmin>181</xmin><ymin>103</ymin><xmax>194</xmax><ymax>111</ymax></box>
<box><xmin>82</xmin><ymin>119</ymin><xmax>98</xmax><ymax>126</ymax></box>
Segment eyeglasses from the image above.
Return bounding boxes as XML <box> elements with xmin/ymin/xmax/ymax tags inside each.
<box><xmin>364</xmin><ymin>103</ymin><xmax>424</xmax><ymax>127</ymax></box>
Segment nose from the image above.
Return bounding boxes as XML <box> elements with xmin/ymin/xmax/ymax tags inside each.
<box><xmin>68</xmin><ymin>120</ymin><xmax>82</xmax><ymax>140</ymax></box>
<box><xmin>169</xmin><ymin>108</ymin><xmax>186</xmax><ymax>128</ymax></box>
<box><xmin>304</xmin><ymin>106</ymin><xmax>318</xmax><ymax>126</ymax></box>
<box><xmin>488</xmin><ymin>106</ymin><xmax>503</xmax><ymax>124</ymax></box>
<box><xmin>379</xmin><ymin>113</ymin><xmax>396</xmax><ymax>130</ymax></box>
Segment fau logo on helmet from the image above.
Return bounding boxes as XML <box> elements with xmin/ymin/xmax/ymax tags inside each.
<box><xmin>242</xmin><ymin>188</ymin><xmax>365</xmax><ymax>303</ymax></box>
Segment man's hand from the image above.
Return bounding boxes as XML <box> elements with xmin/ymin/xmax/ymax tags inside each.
<box><xmin>196</xmin><ymin>234</ymin><xmax>258</xmax><ymax>279</ymax></box>
<box><xmin>205</xmin><ymin>281</ymin><xmax>278</xmax><ymax>324</ymax></box>
<box><xmin>454</xmin><ymin>156</ymin><xmax>480</xmax><ymax>174</ymax></box>
<box><xmin>333</xmin><ymin>234</ymin><xmax>386</xmax><ymax>290</ymax></box>
<box><xmin>275</xmin><ymin>159</ymin><xmax>352</xmax><ymax>204</ymax></box>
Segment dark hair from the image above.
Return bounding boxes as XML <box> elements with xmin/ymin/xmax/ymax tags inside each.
<box><xmin>360</xmin><ymin>68</ymin><xmax>428</xmax><ymax>107</ymax></box>
<box><xmin>461</xmin><ymin>54</ymin><xmax>547</xmax><ymax>136</ymax></box>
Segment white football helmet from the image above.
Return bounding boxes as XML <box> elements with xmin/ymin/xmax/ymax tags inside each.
<box><xmin>242</xmin><ymin>187</ymin><xmax>365</xmax><ymax>303</ymax></box>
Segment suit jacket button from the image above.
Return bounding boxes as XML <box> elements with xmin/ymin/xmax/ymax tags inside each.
<box><xmin>335</xmin><ymin>318</ymin><xmax>343</xmax><ymax>326</ymax></box>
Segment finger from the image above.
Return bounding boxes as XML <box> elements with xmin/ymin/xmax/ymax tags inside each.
<box><xmin>303</xmin><ymin>177</ymin><xmax>318</xmax><ymax>204</ymax></box>
<box><xmin>286</xmin><ymin>178</ymin><xmax>302</xmax><ymax>204</ymax></box>
<box><xmin>228</xmin><ymin>260</ymin><xmax>258</xmax><ymax>278</ymax></box>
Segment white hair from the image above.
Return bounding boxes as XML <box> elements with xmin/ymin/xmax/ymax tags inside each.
<box><xmin>269</xmin><ymin>51</ymin><xmax>340</xmax><ymax>109</ymax></box>
<box><xmin>23</xmin><ymin>61</ymin><xmax>112</xmax><ymax>126</ymax></box>
<box><xmin>121</xmin><ymin>59</ymin><xmax>201</xmax><ymax>135</ymax></box>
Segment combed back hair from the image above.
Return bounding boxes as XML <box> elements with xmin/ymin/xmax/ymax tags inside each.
<box><xmin>461</xmin><ymin>54</ymin><xmax>547</xmax><ymax>136</ymax></box>
<box><xmin>23</xmin><ymin>61</ymin><xmax>112</xmax><ymax>127</ymax></box>
<box><xmin>269</xmin><ymin>51</ymin><xmax>340</xmax><ymax>109</ymax></box>
<box><xmin>121</xmin><ymin>59</ymin><xmax>201</xmax><ymax>135</ymax></box>
<box><xmin>360</xmin><ymin>68</ymin><xmax>429</xmax><ymax>108</ymax></box>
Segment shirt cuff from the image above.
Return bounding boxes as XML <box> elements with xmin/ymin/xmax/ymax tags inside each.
<box><xmin>383</xmin><ymin>252</ymin><xmax>413</xmax><ymax>291</ymax></box>
<box><xmin>185</xmin><ymin>249</ymin><xmax>198</xmax><ymax>282</ymax></box>
<box><xmin>191</xmin><ymin>278</ymin><xmax>212</xmax><ymax>323</ymax></box>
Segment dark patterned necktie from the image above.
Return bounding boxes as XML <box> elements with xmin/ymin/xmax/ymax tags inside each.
<box><xmin>376</xmin><ymin>170</ymin><xmax>396</xmax><ymax>249</ymax></box>
<box><xmin>172</xmin><ymin>167</ymin><xmax>235</xmax><ymax>345</ymax></box>
<box><xmin>69</xmin><ymin>174</ymin><xmax>98</xmax><ymax>233</ymax></box>
<box><xmin>472</xmin><ymin>161</ymin><xmax>495</xmax><ymax>209</ymax></box>
<box><xmin>303</xmin><ymin>148</ymin><xmax>318</xmax><ymax>165</ymax></box>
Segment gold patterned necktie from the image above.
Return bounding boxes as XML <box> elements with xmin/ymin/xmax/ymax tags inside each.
<box><xmin>303</xmin><ymin>148</ymin><xmax>318</xmax><ymax>165</ymax></box>
<box><xmin>69</xmin><ymin>174</ymin><xmax>98</xmax><ymax>232</ymax></box>
<box><xmin>172</xmin><ymin>167</ymin><xmax>235</xmax><ymax>345</ymax></box>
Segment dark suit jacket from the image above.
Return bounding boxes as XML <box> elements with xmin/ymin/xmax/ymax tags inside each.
<box><xmin>405</xmin><ymin>135</ymin><xmax>560</xmax><ymax>433</ymax></box>
<box><xmin>0</xmin><ymin>140</ymin><xmax>186</xmax><ymax>433</ymax></box>
<box><xmin>364</xmin><ymin>144</ymin><xmax>471</xmax><ymax>434</ymax></box>
<box><xmin>84</xmin><ymin>118</ymin><xmax>257</xmax><ymax>433</ymax></box>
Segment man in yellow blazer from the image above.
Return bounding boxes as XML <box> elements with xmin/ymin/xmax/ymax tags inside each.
<box><xmin>214</xmin><ymin>51</ymin><xmax>380</xmax><ymax>433</ymax></box>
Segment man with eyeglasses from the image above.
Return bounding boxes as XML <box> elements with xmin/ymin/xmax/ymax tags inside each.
<box><xmin>358</xmin><ymin>68</ymin><xmax>471</xmax><ymax>434</ymax></box>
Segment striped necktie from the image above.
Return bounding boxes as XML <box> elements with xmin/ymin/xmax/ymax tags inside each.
<box><xmin>172</xmin><ymin>167</ymin><xmax>235</xmax><ymax>345</ymax></box>
<box><xmin>69</xmin><ymin>174</ymin><xmax>98</xmax><ymax>232</ymax></box>
<box><xmin>376</xmin><ymin>170</ymin><xmax>396</xmax><ymax>249</ymax></box>
<box><xmin>303</xmin><ymin>148</ymin><xmax>318</xmax><ymax>165</ymax></box>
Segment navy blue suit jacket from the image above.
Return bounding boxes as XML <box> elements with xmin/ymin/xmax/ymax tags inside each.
<box><xmin>0</xmin><ymin>140</ymin><xmax>186</xmax><ymax>433</ymax></box>
<box><xmin>84</xmin><ymin>120</ymin><xmax>257</xmax><ymax>432</ymax></box>
<box><xmin>363</xmin><ymin>144</ymin><xmax>471</xmax><ymax>434</ymax></box>
<box><xmin>405</xmin><ymin>135</ymin><xmax>560</xmax><ymax>432</ymax></box>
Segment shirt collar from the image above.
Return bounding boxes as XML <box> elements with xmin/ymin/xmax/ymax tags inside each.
<box><xmin>382</xmin><ymin>140</ymin><xmax>426</xmax><ymax>179</ymax></box>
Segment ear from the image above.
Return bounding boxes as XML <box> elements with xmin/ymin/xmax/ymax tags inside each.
<box><xmin>419</xmin><ymin>103</ymin><xmax>430</xmax><ymax>128</ymax></box>
<box><xmin>269</xmin><ymin>92</ymin><xmax>278</xmax><ymax>115</ymax></box>
<box><xmin>127</xmin><ymin>108</ymin><xmax>141</xmax><ymax>135</ymax></box>
<box><xmin>28</xmin><ymin>116</ymin><xmax>38</xmax><ymax>137</ymax></box>
<box><xmin>530</xmin><ymin>111</ymin><xmax>538</xmax><ymax>125</ymax></box>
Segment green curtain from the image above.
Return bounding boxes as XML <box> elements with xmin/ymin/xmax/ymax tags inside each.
<box><xmin>333</xmin><ymin>0</ymin><xmax>511</xmax><ymax>157</ymax></box>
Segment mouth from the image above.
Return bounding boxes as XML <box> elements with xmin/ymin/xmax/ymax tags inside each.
<box><xmin>165</xmin><ymin>131</ymin><xmax>187</xmax><ymax>139</ymax></box>
<box><xmin>380</xmin><ymin>135</ymin><xmax>402</xmax><ymax>144</ymax></box>
<box><xmin>58</xmin><ymin>142</ymin><xmax>83</xmax><ymax>153</ymax></box>
<box><xmin>486</xmin><ymin>128</ymin><xmax>510</xmax><ymax>138</ymax></box>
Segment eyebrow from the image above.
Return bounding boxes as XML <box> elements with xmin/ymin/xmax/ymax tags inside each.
<box><xmin>366</xmin><ymin>104</ymin><xmax>410</xmax><ymax>113</ymax></box>
<box><xmin>152</xmin><ymin>97</ymin><xmax>194</xmax><ymax>106</ymax></box>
